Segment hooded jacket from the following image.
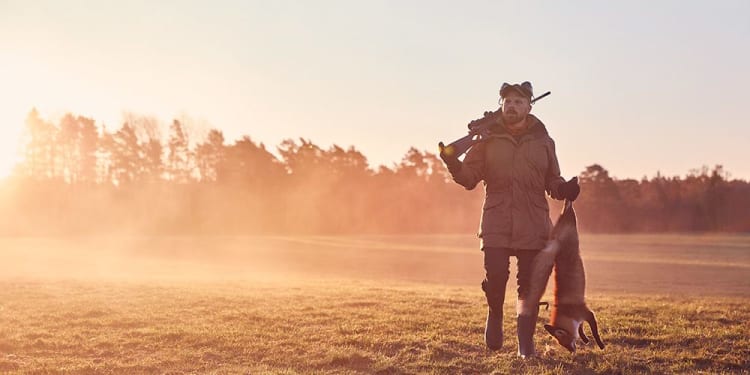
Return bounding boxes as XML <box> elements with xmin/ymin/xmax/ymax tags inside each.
<box><xmin>449</xmin><ymin>114</ymin><xmax>565</xmax><ymax>250</ymax></box>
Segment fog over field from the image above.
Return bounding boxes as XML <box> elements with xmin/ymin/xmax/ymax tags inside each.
<box><xmin>2</xmin><ymin>234</ymin><xmax>748</xmax><ymax>296</ymax></box>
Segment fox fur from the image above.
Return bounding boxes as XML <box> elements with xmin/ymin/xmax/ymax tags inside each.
<box><xmin>526</xmin><ymin>199</ymin><xmax>605</xmax><ymax>353</ymax></box>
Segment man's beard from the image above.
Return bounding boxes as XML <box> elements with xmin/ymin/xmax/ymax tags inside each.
<box><xmin>502</xmin><ymin>111</ymin><xmax>524</xmax><ymax>125</ymax></box>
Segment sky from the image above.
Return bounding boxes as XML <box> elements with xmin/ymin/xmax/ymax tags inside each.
<box><xmin>1</xmin><ymin>0</ymin><xmax>749</xmax><ymax>180</ymax></box>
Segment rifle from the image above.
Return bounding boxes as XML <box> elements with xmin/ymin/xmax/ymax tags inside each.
<box><xmin>438</xmin><ymin>91</ymin><xmax>551</xmax><ymax>158</ymax></box>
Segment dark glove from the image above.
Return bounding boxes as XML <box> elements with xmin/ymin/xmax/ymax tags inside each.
<box><xmin>438</xmin><ymin>142</ymin><xmax>462</xmax><ymax>173</ymax></box>
<box><xmin>558</xmin><ymin>177</ymin><xmax>580</xmax><ymax>201</ymax></box>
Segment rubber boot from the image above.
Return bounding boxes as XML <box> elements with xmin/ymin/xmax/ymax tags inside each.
<box><xmin>517</xmin><ymin>314</ymin><xmax>538</xmax><ymax>358</ymax></box>
<box><xmin>481</xmin><ymin>280</ymin><xmax>504</xmax><ymax>350</ymax></box>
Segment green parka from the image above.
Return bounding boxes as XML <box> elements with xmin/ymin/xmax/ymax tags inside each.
<box><xmin>449</xmin><ymin>114</ymin><xmax>565</xmax><ymax>250</ymax></box>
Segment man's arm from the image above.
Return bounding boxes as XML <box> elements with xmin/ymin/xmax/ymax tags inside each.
<box><xmin>546</xmin><ymin>138</ymin><xmax>580</xmax><ymax>201</ymax></box>
<box><xmin>441</xmin><ymin>141</ymin><xmax>486</xmax><ymax>190</ymax></box>
<box><xmin>545</xmin><ymin>139</ymin><xmax>566</xmax><ymax>199</ymax></box>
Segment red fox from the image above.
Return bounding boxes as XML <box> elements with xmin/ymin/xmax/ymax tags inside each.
<box><xmin>526</xmin><ymin>199</ymin><xmax>605</xmax><ymax>353</ymax></box>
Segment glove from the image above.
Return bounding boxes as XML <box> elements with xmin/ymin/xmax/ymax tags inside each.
<box><xmin>438</xmin><ymin>142</ymin><xmax>462</xmax><ymax>174</ymax></box>
<box><xmin>558</xmin><ymin>177</ymin><xmax>580</xmax><ymax>201</ymax></box>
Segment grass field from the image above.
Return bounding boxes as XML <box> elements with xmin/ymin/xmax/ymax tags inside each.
<box><xmin>0</xmin><ymin>234</ymin><xmax>748</xmax><ymax>374</ymax></box>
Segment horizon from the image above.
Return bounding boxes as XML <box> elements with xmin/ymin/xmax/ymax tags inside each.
<box><xmin>2</xmin><ymin>1</ymin><xmax>749</xmax><ymax>180</ymax></box>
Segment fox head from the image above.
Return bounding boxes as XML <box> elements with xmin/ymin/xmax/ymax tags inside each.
<box><xmin>544</xmin><ymin>311</ymin><xmax>605</xmax><ymax>353</ymax></box>
<box><xmin>544</xmin><ymin>318</ymin><xmax>580</xmax><ymax>353</ymax></box>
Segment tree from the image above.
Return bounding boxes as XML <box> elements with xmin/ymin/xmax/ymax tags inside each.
<box><xmin>167</xmin><ymin>119</ymin><xmax>191</xmax><ymax>183</ymax></box>
<box><xmin>22</xmin><ymin>108</ymin><xmax>57</xmax><ymax>179</ymax></box>
<box><xmin>577</xmin><ymin>164</ymin><xmax>626</xmax><ymax>232</ymax></box>
<box><xmin>195</xmin><ymin>129</ymin><xmax>225</xmax><ymax>182</ymax></box>
<box><xmin>78</xmin><ymin>116</ymin><xmax>99</xmax><ymax>185</ymax></box>
<box><xmin>58</xmin><ymin>113</ymin><xmax>81</xmax><ymax>183</ymax></box>
<box><xmin>277</xmin><ymin>138</ymin><xmax>326</xmax><ymax>177</ymax></box>
<box><xmin>108</xmin><ymin>123</ymin><xmax>140</xmax><ymax>185</ymax></box>
<box><xmin>126</xmin><ymin>114</ymin><xmax>164</xmax><ymax>183</ymax></box>
<box><xmin>395</xmin><ymin>147</ymin><xmax>430</xmax><ymax>179</ymax></box>
<box><xmin>219</xmin><ymin>136</ymin><xmax>283</xmax><ymax>186</ymax></box>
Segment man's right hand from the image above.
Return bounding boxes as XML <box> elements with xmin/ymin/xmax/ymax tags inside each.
<box><xmin>438</xmin><ymin>142</ymin><xmax>462</xmax><ymax>173</ymax></box>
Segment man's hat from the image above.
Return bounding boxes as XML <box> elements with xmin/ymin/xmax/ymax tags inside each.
<box><xmin>500</xmin><ymin>81</ymin><xmax>533</xmax><ymax>99</ymax></box>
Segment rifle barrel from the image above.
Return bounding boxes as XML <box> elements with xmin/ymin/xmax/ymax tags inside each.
<box><xmin>532</xmin><ymin>91</ymin><xmax>551</xmax><ymax>104</ymax></box>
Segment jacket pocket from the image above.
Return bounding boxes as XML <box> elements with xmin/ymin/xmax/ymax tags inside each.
<box><xmin>529</xmin><ymin>193</ymin><xmax>552</xmax><ymax>240</ymax></box>
<box><xmin>480</xmin><ymin>193</ymin><xmax>511</xmax><ymax>236</ymax></box>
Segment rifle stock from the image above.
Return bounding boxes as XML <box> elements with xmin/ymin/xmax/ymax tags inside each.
<box><xmin>438</xmin><ymin>134</ymin><xmax>479</xmax><ymax>159</ymax></box>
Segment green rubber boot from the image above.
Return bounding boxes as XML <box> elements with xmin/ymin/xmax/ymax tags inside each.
<box><xmin>482</xmin><ymin>280</ymin><xmax>504</xmax><ymax>350</ymax></box>
<box><xmin>517</xmin><ymin>314</ymin><xmax>538</xmax><ymax>358</ymax></box>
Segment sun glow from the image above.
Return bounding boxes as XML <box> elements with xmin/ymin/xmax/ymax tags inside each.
<box><xmin>0</xmin><ymin>131</ymin><xmax>22</xmax><ymax>178</ymax></box>
<box><xmin>0</xmin><ymin>51</ymin><xmax>115</xmax><ymax>178</ymax></box>
<box><xmin>0</xmin><ymin>54</ymin><xmax>31</xmax><ymax>178</ymax></box>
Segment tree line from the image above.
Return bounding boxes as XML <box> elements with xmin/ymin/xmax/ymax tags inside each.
<box><xmin>2</xmin><ymin>109</ymin><xmax>748</xmax><ymax>236</ymax></box>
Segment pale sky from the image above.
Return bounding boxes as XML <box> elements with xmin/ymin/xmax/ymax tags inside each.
<box><xmin>1</xmin><ymin>0</ymin><xmax>748</xmax><ymax>180</ymax></box>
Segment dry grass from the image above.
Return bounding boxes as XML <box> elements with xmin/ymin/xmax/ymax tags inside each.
<box><xmin>0</xmin><ymin>280</ymin><xmax>747</xmax><ymax>374</ymax></box>
<box><xmin>0</xmin><ymin>234</ymin><xmax>748</xmax><ymax>373</ymax></box>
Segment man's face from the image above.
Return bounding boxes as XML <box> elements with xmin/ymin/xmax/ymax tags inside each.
<box><xmin>501</xmin><ymin>92</ymin><xmax>531</xmax><ymax>124</ymax></box>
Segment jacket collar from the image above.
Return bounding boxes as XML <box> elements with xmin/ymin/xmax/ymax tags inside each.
<box><xmin>490</xmin><ymin>114</ymin><xmax>548</xmax><ymax>141</ymax></box>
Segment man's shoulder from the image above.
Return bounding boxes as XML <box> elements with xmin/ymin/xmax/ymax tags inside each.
<box><xmin>528</xmin><ymin>115</ymin><xmax>550</xmax><ymax>135</ymax></box>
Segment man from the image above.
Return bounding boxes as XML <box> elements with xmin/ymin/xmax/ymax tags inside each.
<box><xmin>440</xmin><ymin>81</ymin><xmax>579</xmax><ymax>358</ymax></box>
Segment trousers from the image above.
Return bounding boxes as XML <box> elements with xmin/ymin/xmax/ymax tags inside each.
<box><xmin>482</xmin><ymin>247</ymin><xmax>541</xmax><ymax>311</ymax></box>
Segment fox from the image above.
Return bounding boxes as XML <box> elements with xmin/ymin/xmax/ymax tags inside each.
<box><xmin>526</xmin><ymin>196</ymin><xmax>605</xmax><ymax>353</ymax></box>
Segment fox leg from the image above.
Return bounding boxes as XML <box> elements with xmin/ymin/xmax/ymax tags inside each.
<box><xmin>578</xmin><ymin>323</ymin><xmax>590</xmax><ymax>344</ymax></box>
<box><xmin>585</xmin><ymin>310</ymin><xmax>605</xmax><ymax>349</ymax></box>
